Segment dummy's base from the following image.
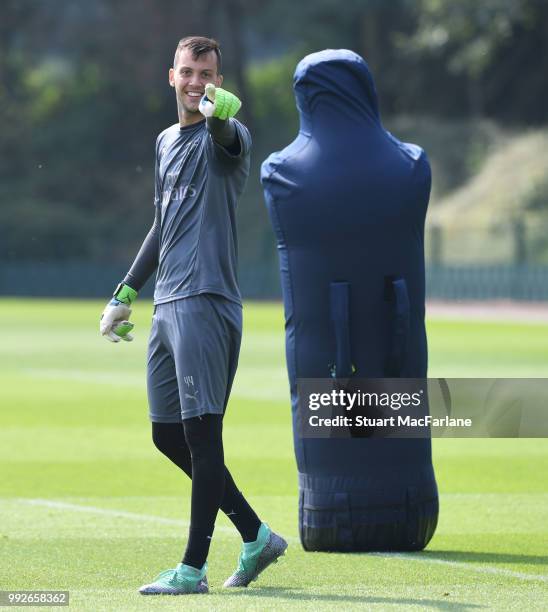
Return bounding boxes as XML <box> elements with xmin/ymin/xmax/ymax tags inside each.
<box><xmin>298</xmin><ymin>473</ymin><xmax>438</xmax><ymax>552</ymax></box>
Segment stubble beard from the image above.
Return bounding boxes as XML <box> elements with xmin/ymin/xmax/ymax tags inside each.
<box><xmin>176</xmin><ymin>90</ymin><xmax>201</xmax><ymax>122</ymax></box>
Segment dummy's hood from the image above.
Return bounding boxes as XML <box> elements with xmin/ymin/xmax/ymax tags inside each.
<box><xmin>293</xmin><ymin>49</ymin><xmax>380</xmax><ymax>134</ymax></box>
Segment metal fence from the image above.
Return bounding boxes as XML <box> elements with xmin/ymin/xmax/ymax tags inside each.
<box><xmin>425</xmin><ymin>220</ymin><xmax>548</xmax><ymax>267</ymax></box>
<box><xmin>426</xmin><ymin>265</ymin><xmax>548</xmax><ymax>300</ymax></box>
<box><xmin>0</xmin><ymin>261</ymin><xmax>282</xmax><ymax>300</ymax></box>
<box><xmin>2</xmin><ymin>260</ymin><xmax>548</xmax><ymax>301</ymax></box>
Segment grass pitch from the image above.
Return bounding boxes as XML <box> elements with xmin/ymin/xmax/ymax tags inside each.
<box><xmin>0</xmin><ymin>298</ymin><xmax>546</xmax><ymax>610</ymax></box>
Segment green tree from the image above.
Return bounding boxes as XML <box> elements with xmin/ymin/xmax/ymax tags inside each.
<box><xmin>400</xmin><ymin>0</ymin><xmax>548</xmax><ymax>121</ymax></box>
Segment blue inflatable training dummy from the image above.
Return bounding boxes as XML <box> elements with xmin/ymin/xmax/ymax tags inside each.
<box><xmin>261</xmin><ymin>50</ymin><xmax>439</xmax><ymax>551</ymax></box>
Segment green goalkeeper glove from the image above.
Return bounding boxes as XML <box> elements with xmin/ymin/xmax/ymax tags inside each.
<box><xmin>199</xmin><ymin>83</ymin><xmax>241</xmax><ymax>120</ymax></box>
<box><xmin>100</xmin><ymin>283</ymin><xmax>137</xmax><ymax>343</ymax></box>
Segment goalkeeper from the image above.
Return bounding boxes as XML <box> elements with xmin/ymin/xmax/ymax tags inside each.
<box><xmin>100</xmin><ymin>36</ymin><xmax>287</xmax><ymax>595</ymax></box>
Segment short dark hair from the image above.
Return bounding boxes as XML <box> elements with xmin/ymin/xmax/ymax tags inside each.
<box><xmin>174</xmin><ymin>36</ymin><xmax>222</xmax><ymax>73</ymax></box>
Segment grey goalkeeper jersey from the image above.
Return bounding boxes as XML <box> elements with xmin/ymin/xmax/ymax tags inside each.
<box><xmin>153</xmin><ymin>118</ymin><xmax>251</xmax><ymax>306</ymax></box>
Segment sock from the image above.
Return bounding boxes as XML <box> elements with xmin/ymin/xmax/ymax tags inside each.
<box><xmin>183</xmin><ymin>526</ymin><xmax>216</xmax><ymax>570</ymax></box>
<box><xmin>221</xmin><ymin>470</ymin><xmax>262</xmax><ymax>542</ymax></box>
<box><xmin>152</xmin><ymin>421</ymin><xmax>262</xmax><ymax>543</ymax></box>
<box><xmin>181</xmin><ymin>415</ymin><xmax>225</xmax><ymax>569</ymax></box>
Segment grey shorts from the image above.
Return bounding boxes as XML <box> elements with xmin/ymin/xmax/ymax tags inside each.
<box><xmin>147</xmin><ymin>294</ymin><xmax>242</xmax><ymax>422</ymax></box>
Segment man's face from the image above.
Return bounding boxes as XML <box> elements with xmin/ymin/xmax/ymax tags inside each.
<box><xmin>169</xmin><ymin>48</ymin><xmax>223</xmax><ymax>116</ymax></box>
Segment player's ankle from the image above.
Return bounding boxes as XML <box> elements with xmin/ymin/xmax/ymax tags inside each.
<box><xmin>243</xmin><ymin>523</ymin><xmax>270</xmax><ymax>557</ymax></box>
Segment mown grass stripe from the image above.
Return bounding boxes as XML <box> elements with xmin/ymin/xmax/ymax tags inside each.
<box><xmin>20</xmin><ymin>498</ymin><xmax>547</xmax><ymax>583</ymax></box>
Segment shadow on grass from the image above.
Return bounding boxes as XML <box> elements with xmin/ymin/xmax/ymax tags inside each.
<box><xmin>222</xmin><ymin>586</ymin><xmax>485</xmax><ymax>610</ymax></box>
<box><xmin>418</xmin><ymin>550</ymin><xmax>548</xmax><ymax>567</ymax></box>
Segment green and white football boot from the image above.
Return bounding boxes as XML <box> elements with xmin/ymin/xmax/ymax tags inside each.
<box><xmin>139</xmin><ymin>562</ymin><xmax>208</xmax><ymax>595</ymax></box>
<box><xmin>223</xmin><ymin>523</ymin><xmax>288</xmax><ymax>588</ymax></box>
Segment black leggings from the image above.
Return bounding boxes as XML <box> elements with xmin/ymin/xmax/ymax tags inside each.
<box><xmin>152</xmin><ymin>418</ymin><xmax>261</xmax><ymax>569</ymax></box>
